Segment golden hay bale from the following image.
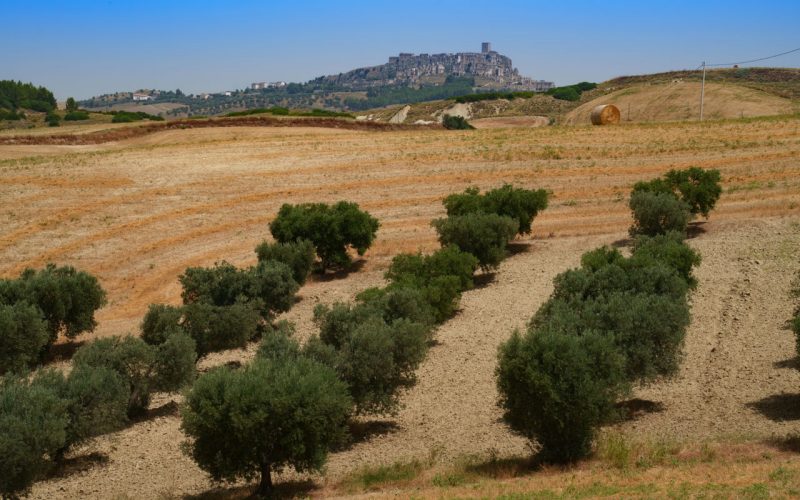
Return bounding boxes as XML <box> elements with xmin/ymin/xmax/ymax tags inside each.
<box><xmin>590</xmin><ymin>104</ymin><xmax>621</xmax><ymax>125</ymax></box>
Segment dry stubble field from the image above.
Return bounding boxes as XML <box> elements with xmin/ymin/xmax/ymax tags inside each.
<box><xmin>1</xmin><ymin>116</ymin><xmax>799</xmax><ymax>498</ymax></box>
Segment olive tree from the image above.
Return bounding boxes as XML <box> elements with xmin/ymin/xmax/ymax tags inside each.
<box><xmin>181</xmin><ymin>356</ymin><xmax>351</xmax><ymax>495</ymax></box>
<box><xmin>443</xmin><ymin>184</ymin><xmax>549</xmax><ymax>235</ymax></box>
<box><xmin>0</xmin><ymin>264</ymin><xmax>106</xmax><ymax>344</ymax></box>
<box><xmin>628</xmin><ymin>191</ymin><xmax>691</xmax><ymax>237</ymax></box>
<box><xmin>496</xmin><ymin>327</ymin><xmax>628</xmax><ymax>463</ymax></box>
<box><xmin>432</xmin><ymin>213</ymin><xmax>518</xmax><ymax>270</ymax></box>
<box><xmin>73</xmin><ymin>333</ymin><xmax>195</xmax><ymax>417</ymax></box>
<box><xmin>269</xmin><ymin>202</ymin><xmax>380</xmax><ymax>271</ymax></box>
<box><xmin>633</xmin><ymin>167</ymin><xmax>722</xmax><ymax>218</ymax></box>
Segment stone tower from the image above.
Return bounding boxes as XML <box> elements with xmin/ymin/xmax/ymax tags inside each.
<box><xmin>481</xmin><ymin>42</ymin><xmax>491</xmax><ymax>54</ymax></box>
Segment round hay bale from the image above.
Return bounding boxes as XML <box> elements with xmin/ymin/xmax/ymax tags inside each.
<box><xmin>590</xmin><ymin>104</ymin><xmax>621</xmax><ymax>125</ymax></box>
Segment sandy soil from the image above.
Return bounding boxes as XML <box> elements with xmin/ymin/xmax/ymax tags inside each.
<box><xmin>1</xmin><ymin>117</ymin><xmax>799</xmax><ymax>497</ymax></box>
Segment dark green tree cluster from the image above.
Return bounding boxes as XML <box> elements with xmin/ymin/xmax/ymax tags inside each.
<box><xmin>545</xmin><ymin>82</ymin><xmax>597</xmax><ymax>101</ymax></box>
<box><xmin>454</xmin><ymin>90</ymin><xmax>536</xmax><ymax>104</ymax></box>
<box><xmin>0</xmin><ymin>330</ymin><xmax>196</xmax><ymax>497</ymax></box>
<box><xmin>0</xmin><ymin>80</ymin><xmax>57</xmax><ymax>113</ymax></box>
<box><xmin>0</xmin><ymin>264</ymin><xmax>107</xmax><ymax>374</ymax></box>
<box><xmin>110</xmin><ymin>110</ymin><xmax>165</xmax><ymax>123</ymax></box>
<box><xmin>630</xmin><ymin>167</ymin><xmax>722</xmax><ymax>236</ymax></box>
<box><xmin>269</xmin><ymin>201</ymin><xmax>379</xmax><ymax>272</ymax></box>
<box><xmin>142</xmin><ymin>247</ymin><xmax>303</xmax><ymax>358</ymax></box>
<box><xmin>434</xmin><ymin>185</ymin><xmax>549</xmax><ymax>270</ymax></box>
<box><xmin>45</xmin><ymin>111</ymin><xmax>61</xmax><ymax>127</ymax></box>
<box><xmin>497</xmin><ymin>207</ymin><xmax>701</xmax><ymax>463</ymax></box>
<box><xmin>442</xmin><ymin>114</ymin><xmax>475</xmax><ymax>130</ymax></box>
<box><xmin>64</xmin><ymin>110</ymin><xmax>90</xmax><ymax>121</ymax></box>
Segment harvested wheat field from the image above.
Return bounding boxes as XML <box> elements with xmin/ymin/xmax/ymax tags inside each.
<box><xmin>1</xmin><ymin>115</ymin><xmax>800</xmax><ymax>498</ymax></box>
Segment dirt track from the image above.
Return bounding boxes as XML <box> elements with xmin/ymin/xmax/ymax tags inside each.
<box><xmin>1</xmin><ymin>118</ymin><xmax>799</xmax><ymax>497</ymax></box>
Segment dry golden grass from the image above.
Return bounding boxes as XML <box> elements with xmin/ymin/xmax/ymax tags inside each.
<box><xmin>1</xmin><ymin>117</ymin><xmax>799</xmax><ymax>336</ymax></box>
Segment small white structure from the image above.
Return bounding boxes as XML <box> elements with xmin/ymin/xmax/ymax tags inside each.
<box><xmin>132</xmin><ymin>92</ymin><xmax>152</xmax><ymax>101</ymax></box>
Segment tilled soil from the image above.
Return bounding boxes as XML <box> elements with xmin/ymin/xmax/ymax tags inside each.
<box><xmin>29</xmin><ymin>217</ymin><xmax>800</xmax><ymax>499</ymax></box>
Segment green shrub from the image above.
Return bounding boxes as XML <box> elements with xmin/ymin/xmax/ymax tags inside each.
<box><xmin>629</xmin><ymin>191</ymin><xmax>691</xmax><ymax>237</ymax></box>
<box><xmin>382</xmin><ymin>246</ymin><xmax>479</xmax><ymax>322</ymax></box>
<box><xmin>46</xmin><ymin>111</ymin><xmax>60</xmax><ymax>126</ymax></box>
<box><xmin>534</xmin><ymin>249</ymin><xmax>690</xmax><ymax>383</ymax></box>
<box><xmin>65</xmin><ymin>97</ymin><xmax>78</xmax><ymax>112</ymax></box>
<box><xmin>33</xmin><ymin>366</ymin><xmax>129</xmax><ymax>459</ymax></box>
<box><xmin>63</xmin><ymin>110</ymin><xmax>90</xmax><ymax>121</ymax></box>
<box><xmin>533</xmin><ymin>291</ymin><xmax>689</xmax><ymax>382</ymax></box>
<box><xmin>73</xmin><ymin>334</ymin><xmax>195</xmax><ymax>417</ymax></box>
<box><xmin>0</xmin><ymin>302</ymin><xmax>48</xmax><ymax>374</ymax></box>
<box><xmin>255</xmin><ymin>239</ymin><xmax>315</xmax><ymax>285</ymax></box>
<box><xmin>309</xmin><ymin>305</ymin><xmax>429</xmax><ymax>415</ymax></box>
<box><xmin>269</xmin><ymin>202</ymin><xmax>380</xmax><ymax>271</ymax></box>
<box><xmin>0</xmin><ymin>374</ymin><xmax>67</xmax><ymax>498</ymax></box>
<box><xmin>181</xmin><ymin>302</ymin><xmax>259</xmax><ymax>357</ymax></box>
<box><xmin>631</xmin><ymin>232</ymin><xmax>701</xmax><ymax>288</ymax></box>
<box><xmin>443</xmin><ymin>184</ymin><xmax>549</xmax><ymax>235</ymax></box>
<box><xmin>633</xmin><ymin>167</ymin><xmax>722</xmax><ymax>218</ymax></box>
<box><xmin>432</xmin><ymin>213</ymin><xmax>518</xmax><ymax>270</ymax></box>
<box><xmin>550</xmin><ymin>87</ymin><xmax>580</xmax><ymax>101</ymax></box>
<box><xmin>181</xmin><ymin>356</ymin><xmax>352</xmax><ymax>495</ymax></box>
<box><xmin>110</xmin><ymin>110</ymin><xmax>163</xmax><ymax>123</ymax></box>
<box><xmin>496</xmin><ymin>328</ymin><xmax>628</xmax><ymax>463</ymax></box>
<box><xmin>152</xmin><ymin>330</ymin><xmax>197</xmax><ymax>391</ymax></box>
<box><xmin>179</xmin><ymin>260</ymin><xmax>298</xmax><ymax>320</ymax></box>
<box><xmin>140</xmin><ymin>303</ymin><xmax>183</xmax><ymax>345</ymax></box>
<box><xmin>387</xmin><ymin>245</ymin><xmax>478</xmax><ymax>293</ymax></box>
<box><xmin>356</xmin><ymin>285</ymin><xmax>436</xmax><ymax>328</ymax></box>
<box><xmin>0</xmin><ymin>264</ymin><xmax>107</xmax><ymax>350</ymax></box>
<box><xmin>256</xmin><ymin>321</ymin><xmax>300</xmax><ymax>362</ymax></box>
<box><xmin>442</xmin><ymin>114</ymin><xmax>475</xmax><ymax>130</ymax></box>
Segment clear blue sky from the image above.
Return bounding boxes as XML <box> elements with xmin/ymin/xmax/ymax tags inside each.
<box><xmin>3</xmin><ymin>0</ymin><xmax>799</xmax><ymax>100</ymax></box>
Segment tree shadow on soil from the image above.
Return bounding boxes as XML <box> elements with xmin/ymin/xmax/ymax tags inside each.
<box><xmin>464</xmin><ymin>454</ymin><xmax>541</xmax><ymax>479</ymax></box>
<box><xmin>335</xmin><ymin>419</ymin><xmax>400</xmax><ymax>451</ymax></box>
<box><xmin>747</xmin><ymin>393</ymin><xmax>800</xmax><ymax>422</ymax></box>
<box><xmin>507</xmin><ymin>242</ymin><xmax>533</xmax><ymax>256</ymax></box>
<box><xmin>131</xmin><ymin>400</ymin><xmax>180</xmax><ymax>424</ymax></box>
<box><xmin>185</xmin><ymin>480</ymin><xmax>316</xmax><ymax>500</ymax></box>
<box><xmin>473</xmin><ymin>272</ymin><xmax>496</xmax><ymax>289</ymax></box>
<box><xmin>765</xmin><ymin>435</ymin><xmax>800</xmax><ymax>453</ymax></box>
<box><xmin>773</xmin><ymin>357</ymin><xmax>800</xmax><ymax>370</ymax></box>
<box><xmin>49</xmin><ymin>452</ymin><xmax>109</xmax><ymax>480</ymax></box>
<box><xmin>615</xmin><ymin>398</ymin><xmax>665</xmax><ymax>422</ymax></box>
<box><xmin>686</xmin><ymin>221</ymin><xmax>707</xmax><ymax>239</ymax></box>
<box><xmin>310</xmin><ymin>260</ymin><xmax>366</xmax><ymax>282</ymax></box>
<box><xmin>42</xmin><ymin>340</ymin><xmax>86</xmax><ymax>365</ymax></box>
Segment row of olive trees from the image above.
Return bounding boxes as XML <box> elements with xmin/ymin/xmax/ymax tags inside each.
<box><xmin>496</xmin><ymin>167</ymin><xmax>721</xmax><ymax>463</ymax></box>
<box><xmin>180</xmin><ymin>186</ymin><xmax>548</xmax><ymax>494</ymax></box>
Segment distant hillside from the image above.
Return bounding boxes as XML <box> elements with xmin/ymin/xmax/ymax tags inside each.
<box><xmin>564</xmin><ymin>81</ymin><xmax>797</xmax><ymax>124</ymax></box>
<box><xmin>357</xmin><ymin>67</ymin><xmax>800</xmax><ymax>126</ymax></box>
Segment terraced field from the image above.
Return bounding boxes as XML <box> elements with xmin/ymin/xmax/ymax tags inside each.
<box><xmin>1</xmin><ymin>116</ymin><xmax>799</xmax><ymax>498</ymax></box>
